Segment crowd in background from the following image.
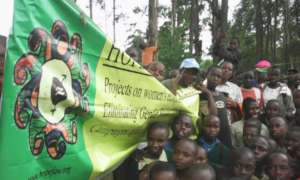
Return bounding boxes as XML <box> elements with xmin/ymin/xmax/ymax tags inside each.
<box><xmin>113</xmin><ymin>57</ymin><xmax>300</xmax><ymax>180</ymax></box>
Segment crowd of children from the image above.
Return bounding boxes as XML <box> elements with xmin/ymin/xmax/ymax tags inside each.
<box><xmin>113</xmin><ymin>58</ymin><xmax>300</xmax><ymax>180</ymax></box>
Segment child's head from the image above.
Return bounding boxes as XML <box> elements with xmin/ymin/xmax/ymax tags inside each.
<box><xmin>243</xmin><ymin>71</ymin><xmax>255</xmax><ymax>89</ymax></box>
<box><xmin>269</xmin><ymin>116</ymin><xmax>288</xmax><ymax>141</ymax></box>
<box><xmin>180</xmin><ymin>163</ymin><xmax>216</xmax><ymax>180</ymax></box>
<box><xmin>172</xmin><ymin>113</ymin><xmax>194</xmax><ymax>139</ymax></box>
<box><xmin>147</xmin><ymin>122</ymin><xmax>169</xmax><ymax>157</ymax></box>
<box><xmin>265</xmin><ymin>99</ymin><xmax>281</xmax><ymax>120</ymax></box>
<box><xmin>206</xmin><ymin>66</ymin><xmax>222</xmax><ymax>89</ymax></box>
<box><xmin>221</xmin><ymin>61</ymin><xmax>234</xmax><ymax>82</ymax></box>
<box><xmin>201</xmin><ymin>115</ymin><xmax>220</xmax><ymax>141</ymax></box>
<box><xmin>285</xmin><ymin>126</ymin><xmax>300</xmax><ymax>157</ymax></box>
<box><xmin>268</xmin><ymin>67</ymin><xmax>281</xmax><ymax>86</ymax></box>
<box><xmin>172</xmin><ymin>138</ymin><xmax>198</xmax><ymax>170</ymax></box>
<box><xmin>294</xmin><ymin>108</ymin><xmax>300</xmax><ymax>126</ymax></box>
<box><xmin>250</xmin><ymin>136</ymin><xmax>270</xmax><ymax>162</ymax></box>
<box><xmin>243</xmin><ymin>118</ymin><xmax>261</xmax><ymax>147</ymax></box>
<box><xmin>266</xmin><ymin>152</ymin><xmax>293</xmax><ymax>180</ymax></box>
<box><xmin>195</xmin><ymin>146</ymin><xmax>208</xmax><ymax>164</ymax></box>
<box><xmin>148</xmin><ymin>161</ymin><xmax>176</xmax><ymax>180</ymax></box>
<box><xmin>243</xmin><ymin>98</ymin><xmax>259</xmax><ymax>120</ymax></box>
<box><xmin>230</xmin><ymin>147</ymin><xmax>256</xmax><ymax>179</ymax></box>
<box><xmin>147</xmin><ymin>61</ymin><xmax>165</xmax><ymax>81</ymax></box>
<box><xmin>293</xmin><ymin>89</ymin><xmax>300</xmax><ymax>108</ymax></box>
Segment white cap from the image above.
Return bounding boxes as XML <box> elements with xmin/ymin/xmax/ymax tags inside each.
<box><xmin>179</xmin><ymin>58</ymin><xmax>200</xmax><ymax>70</ymax></box>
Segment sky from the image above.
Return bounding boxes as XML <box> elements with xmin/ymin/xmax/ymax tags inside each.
<box><xmin>0</xmin><ymin>0</ymin><xmax>240</xmax><ymax>58</ymax></box>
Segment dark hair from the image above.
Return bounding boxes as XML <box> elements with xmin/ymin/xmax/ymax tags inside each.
<box><xmin>242</xmin><ymin>98</ymin><xmax>257</xmax><ymax>119</ymax></box>
<box><xmin>149</xmin><ymin>161</ymin><xmax>176</xmax><ymax>180</ymax></box>
<box><xmin>230</xmin><ymin>147</ymin><xmax>255</xmax><ymax>167</ymax></box>
<box><xmin>147</xmin><ymin>122</ymin><xmax>169</xmax><ymax>138</ymax></box>
<box><xmin>180</xmin><ymin>163</ymin><xmax>216</xmax><ymax>180</ymax></box>
<box><xmin>266</xmin><ymin>151</ymin><xmax>293</xmax><ymax>169</ymax></box>
<box><xmin>175</xmin><ymin>138</ymin><xmax>198</xmax><ymax>154</ymax></box>
<box><xmin>206</xmin><ymin>65</ymin><xmax>221</xmax><ymax>75</ymax></box>
<box><xmin>244</xmin><ymin>117</ymin><xmax>262</xmax><ymax>134</ymax></box>
<box><xmin>171</xmin><ymin>112</ymin><xmax>193</xmax><ymax>132</ymax></box>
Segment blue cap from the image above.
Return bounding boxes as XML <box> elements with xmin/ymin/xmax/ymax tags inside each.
<box><xmin>179</xmin><ymin>58</ymin><xmax>200</xmax><ymax>70</ymax></box>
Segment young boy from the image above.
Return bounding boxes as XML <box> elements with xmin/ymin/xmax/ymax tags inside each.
<box><xmin>223</xmin><ymin>147</ymin><xmax>257</xmax><ymax>180</ymax></box>
<box><xmin>195</xmin><ymin>145</ymin><xmax>208</xmax><ymax>164</ymax></box>
<box><xmin>115</xmin><ymin>122</ymin><xmax>169</xmax><ymax>180</ymax></box>
<box><xmin>147</xmin><ymin>61</ymin><xmax>165</xmax><ymax>81</ymax></box>
<box><xmin>261</xmin><ymin>99</ymin><xmax>282</xmax><ymax>126</ymax></box>
<box><xmin>172</xmin><ymin>138</ymin><xmax>198</xmax><ymax>175</ymax></box>
<box><xmin>201</xmin><ymin>66</ymin><xmax>232</xmax><ymax>147</ymax></box>
<box><xmin>266</xmin><ymin>152</ymin><xmax>293</xmax><ymax>180</ymax></box>
<box><xmin>165</xmin><ymin>113</ymin><xmax>194</xmax><ymax>161</ymax></box>
<box><xmin>231</xmin><ymin>98</ymin><xmax>269</xmax><ymax>148</ymax></box>
<box><xmin>179</xmin><ymin>163</ymin><xmax>216</xmax><ymax>180</ymax></box>
<box><xmin>286</xmin><ymin>126</ymin><xmax>300</xmax><ymax>158</ymax></box>
<box><xmin>198</xmin><ymin>115</ymin><xmax>230</xmax><ymax>169</ymax></box>
<box><xmin>148</xmin><ymin>161</ymin><xmax>177</xmax><ymax>180</ymax></box>
<box><xmin>242</xmin><ymin>118</ymin><xmax>262</xmax><ymax>148</ymax></box>
<box><xmin>262</xmin><ymin>67</ymin><xmax>295</xmax><ymax>115</ymax></box>
<box><xmin>269</xmin><ymin>116</ymin><xmax>288</xmax><ymax>150</ymax></box>
<box><xmin>250</xmin><ymin>136</ymin><xmax>270</xmax><ymax>180</ymax></box>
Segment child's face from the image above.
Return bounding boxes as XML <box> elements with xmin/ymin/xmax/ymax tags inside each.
<box><xmin>246</xmin><ymin>102</ymin><xmax>259</xmax><ymax>119</ymax></box>
<box><xmin>147</xmin><ymin>128</ymin><xmax>169</xmax><ymax>157</ymax></box>
<box><xmin>251</xmin><ymin>137</ymin><xmax>269</xmax><ymax>162</ymax></box>
<box><xmin>268</xmin><ymin>69</ymin><xmax>281</xmax><ymax>85</ymax></box>
<box><xmin>172</xmin><ymin>140</ymin><xmax>196</xmax><ymax>170</ymax></box>
<box><xmin>243</xmin><ymin>72</ymin><xmax>254</xmax><ymax>88</ymax></box>
<box><xmin>151</xmin><ymin>171</ymin><xmax>176</xmax><ymax>180</ymax></box>
<box><xmin>207</xmin><ymin>68</ymin><xmax>222</xmax><ymax>88</ymax></box>
<box><xmin>202</xmin><ymin>116</ymin><xmax>220</xmax><ymax>140</ymax></box>
<box><xmin>179</xmin><ymin>68</ymin><xmax>198</xmax><ymax>87</ymax></box>
<box><xmin>148</xmin><ymin>63</ymin><xmax>165</xmax><ymax>81</ymax></box>
<box><xmin>243</xmin><ymin>126</ymin><xmax>259</xmax><ymax>147</ymax></box>
<box><xmin>270</xmin><ymin>117</ymin><xmax>287</xmax><ymax>140</ymax></box>
<box><xmin>196</xmin><ymin>147</ymin><xmax>207</xmax><ymax>164</ymax></box>
<box><xmin>293</xmin><ymin>90</ymin><xmax>300</xmax><ymax>108</ymax></box>
<box><xmin>232</xmin><ymin>152</ymin><xmax>256</xmax><ymax>179</ymax></box>
<box><xmin>266</xmin><ymin>102</ymin><xmax>281</xmax><ymax>119</ymax></box>
<box><xmin>221</xmin><ymin>62</ymin><xmax>234</xmax><ymax>81</ymax></box>
<box><xmin>267</xmin><ymin>154</ymin><xmax>292</xmax><ymax>180</ymax></box>
<box><xmin>174</xmin><ymin>115</ymin><xmax>193</xmax><ymax>139</ymax></box>
<box><xmin>189</xmin><ymin>170</ymin><xmax>215</xmax><ymax>180</ymax></box>
<box><xmin>285</xmin><ymin>131</ymin><xmax>300</xmax><ymax>156</ymax></box>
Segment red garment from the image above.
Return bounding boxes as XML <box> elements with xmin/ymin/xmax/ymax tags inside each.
<box><xmin>241</xmin><ymin>87</ymin><xmax>263</xmax><ymax>109</ymax></box>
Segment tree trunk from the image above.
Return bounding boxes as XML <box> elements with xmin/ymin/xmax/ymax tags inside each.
<box><xmin>171</xmin><ymin>0</ymin><xmax>177</xmax><ymax>47</ymax></box>
<box><xmin>221</xmin><ymin>0</ymin><xmax>228</xmax><ymax>32</ymax></box>
<box><xmin>272</xmin><ymin>0</ymin><xmax>278</xmax><ymax>62</ymax></box>
<box><xmin>148</xmin><ymin>0</ymin><xmax>158</xmax><ymax>47</ymax></box>
<box><xmin>283</xmin><ymin>0</ymin><xmax>291</xmax><ymax>68</ymax></box>
<box><xmin>254</xmin><ymin>0</ymin><xmax>263</xmax><ymax>59</ymax></box>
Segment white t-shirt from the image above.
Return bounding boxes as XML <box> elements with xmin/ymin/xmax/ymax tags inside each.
<box><xmin>263</xmin><ymin>84</ymin><xmax>292</xmax><ymax>106</ymax></box>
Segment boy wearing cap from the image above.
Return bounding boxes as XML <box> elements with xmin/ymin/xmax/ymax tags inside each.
<box><xmin>162</xmin><ymin>58</ymin><xmax>217</xmax><ymax>128</ymax></box>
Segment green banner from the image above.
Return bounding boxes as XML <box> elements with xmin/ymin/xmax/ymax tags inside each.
<box><xmin>0</xmin><ymin>0</ymin><xmax>197</xmax><ymax>179</ymax></box>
